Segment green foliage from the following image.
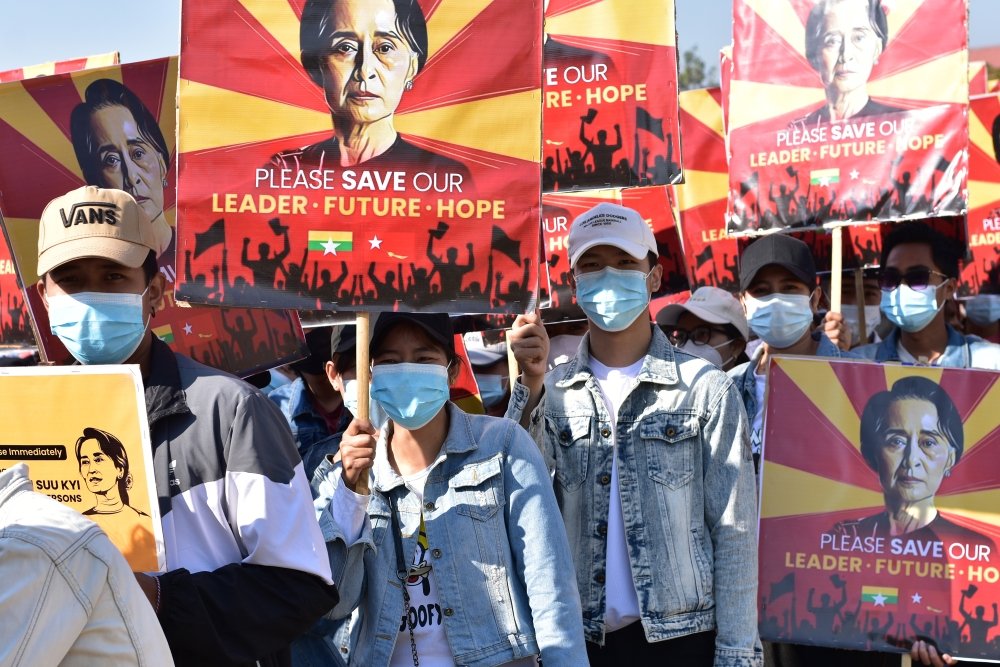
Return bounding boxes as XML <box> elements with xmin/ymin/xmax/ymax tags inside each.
<box><xmin>678</xmin><ymin>46</ymin><xmax>719</xmax><ymax>91</ymax></box>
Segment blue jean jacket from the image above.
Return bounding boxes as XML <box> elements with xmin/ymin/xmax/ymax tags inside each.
<box><xmin>854</xmin><ymin>325</ymin><xmax>1000</xmax><ymax>369</ymax></box>
<box><xmin>269</xmin><ymin>378</ymin><xmax>350</xmax><ymax>480</ymax></box>
<box><xmin>314</xmin><ymin>404</ymin><xmax>587</xmax><ymax>667</ymax></box>
<box><xmin>507</xmin><ymin>327</ymin><xmax>762</xmax><ymax>667</ymax></box>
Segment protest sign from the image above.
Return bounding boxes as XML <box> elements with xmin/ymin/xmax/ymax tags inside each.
<box><xmin>960</xmin><ymin>93</ymin><xmax>1000</xmax><ymax>297</ymax></box>
<box><xmin>971</xmin><ymin>62</ymin><xmax>991</xmax><ymax>97</ymax></box>
<box><xmin>759</xmin><ymin>356</ymin><xmax>1000</xmax><ymax>660</ymax></box>
<box><xmin>728</xmin><ymin>0</ymin><xmax>968</xmax><ymax>234</ymax></box>
<box><xmin>0</xmin><ymin>52</ymin><xmax>119</xmax><ymax>84</ymax></box>
<box><xmin>176</xmin><ymin>0</ymin><xmax>542</xmax><ymax>313</ymax></box>
<box><xmin>542</xmin><ymin>0</ymin><xmax>681</xmax><ymax>191</ymax></box>
<box><xmin>0</xmin><ymin>57</ymin><xmax>307</xmax><ymax>376</ymax></box>
<box><xmin>0</xmin><ymin>365</ymin><xmax>164</xmax><ymax>572</ymax></box>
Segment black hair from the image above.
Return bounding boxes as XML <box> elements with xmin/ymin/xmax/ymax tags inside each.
<box><xmin>142</xmin><ymin>250</ymin><xmax>159</xmax><ymax>285</ymax></box>
<box><xmin>75</xmin><ymin>427</ymin><xmax>132</xmax><ymax>506</ymax></box>
<box><xmin>805</xmin><ymin>0</ymin><xmax>888</xmax><ymax>71</ymax></box>
<box><xmin>300</xmin><ymin>0</ymin><xmax>428</xmax><ymax>88</ymax></box>
<box><xmin>859</xmin><ymin>376</ymin><xmax>963</xmax><ymax>472</ymax></box>
<box><xmin>70</xmin><ymin>79</ymin><xmax>170</xmax><ymax>187</ymax></box>
<box><xmin>880</xmin><ymin>222</ymin><xmax>962</xmax><ymax>279</ymax></box>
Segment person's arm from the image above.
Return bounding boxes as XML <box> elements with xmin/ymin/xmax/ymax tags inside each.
<box><xmin>506</xmin><ymin>313</ymin><xmax>550</xmax><ymax>430</ymax></box>
<box><xmin>503</xmin><ymin>424</ymin><xmax>587</xmax><ymax>665</ymax></box>
<box><xmin>157</xmin><ymin>390</ymin><xmax>338</xmax><ymax>665</ymax></box>
<box><xmin>702</xmin><ymin>378</ymin><xmax>763</xmax><ymax>666</ymax></box>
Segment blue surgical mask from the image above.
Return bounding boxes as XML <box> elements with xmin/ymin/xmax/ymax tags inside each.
<box><xmin>965</xmin><ymin>294</ymin><xmax>1000</xmax><ymax>326</ymax></box>
<box><xmin>842</xmin><ymin>304</ymin><xmax>882</xmax><ymax>343</ymax></box>
<box><xmin>744</xmin><ymin>293</ymin><xmax>814</xmax><ymax>348</ymax></box>
<box><xmin>341</xmin><ymin>378</ymin><xmax>389</xmax><ymax>429</ymax></box>
<box><xmin>575</xmin><ymin>267</ymin><xmax>651</xmax><ymax>332</ymax></box>
<box><xmin>475</xmin><ymin>373</ymin><xmax>508</xmax><ymax>409</ymax></box>
<box><xmin>880</xmin><ymin>283</ymin><xmax>945</xmax><ymax>333</ymax></box>
<box><xmin>370</xmin><ymin>363</ymin><xmax>450</xmax><ymax>430</ymax></box>
<box><xmin>679</xmin><ymin>339</ymin><xmax>732</xmax><ymax>368</ymax></box>
<box><xmin>48</xmin><ymin>290</ymin><xmax>149</xmax><ymax>365</ymax></box>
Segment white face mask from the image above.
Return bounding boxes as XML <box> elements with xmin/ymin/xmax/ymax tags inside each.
<box><xmin>678</xmin><ymin>339</ymin><xmax>733</xmax><ymax>368</ymax></box>
<box><xmin>841</xmin><ymin>304</ymin><xmax>882</xmax><ymax>343</ymax></box>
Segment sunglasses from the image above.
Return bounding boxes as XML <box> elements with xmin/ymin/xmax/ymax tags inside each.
<box><xmin>665</xmin><ymin>325</ymin><xmax>729</xmax><ymax>347</ymax></box>
<box><xmin>878</xmin><ymin>267</ymin><xmax>949</xmax><ymax>292</ymax></box>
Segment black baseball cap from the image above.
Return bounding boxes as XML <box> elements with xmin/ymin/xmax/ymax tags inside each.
<box><xmin>739</xmin><ymin>234</ymin><xmax>817</xmax><ymax>292</ymax></box>
<box><xmin>370</xmin><ymin>313</ymin><xmax>455</xmax><ymax>356</ymax></box>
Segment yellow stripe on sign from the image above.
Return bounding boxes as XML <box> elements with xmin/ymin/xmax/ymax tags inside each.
<box><xmin>0</xmin><ymin>84</ymin><xmax>84</xmax><ymax>181</ymax></box>
<box><xmin>728</xmin><ymin>80</ymin><xmax>824</xmax><ymax>132</ymax></box>
<box><xmin>969</xmin><ymin>180</ymin><xmax>1000</xmax><ymax>214</ymax></box>
<box><xmin>546</xmin><ymin>0</ymin><xmax>675</xmax><ymax>47</ymax></box>
<box><xmin>772</xmin><ymin>358</ymin><xmax>861</xmax><ymax>453</ymax></box>
<box><xmin>70</xmin><ymin>64</ymin><xmax>123</xmax><ymax>104</ymax></box>
<box><xmin>308</xmin><ymin>231</ymin><xmax>352</xmax><ymax>242</ymax></box>
<box><xmin>969</xmin><ymin>105</ymin><xmax>994</xmax><ymax>157</ymax></box>
<box><xmin>426</xmin><ymin>0</ymin><xmax>493</xmax><ymax>60</ymax></box>
<box><xmin>396</xmin><ymin>90</ymin><xmax>540</xmax><ymax>163</ymax></box>
<box><xmin>235</xmin><ymin>0</ymin><xmax>302</xmax><ymax>60</ymax></box>
<box><xmin>678</xmin><ymin>88</ymin><xmax>724</xmax><ymax>140</ymax></box>
<box><xmin>884</xmin><ymin>0</ymin><xmax>922</xmax><ymax>48</ymax></box>
<box><xmin>861</xmin><ymin>586</ymin><xmax>898</xmax><ymax>595</ymax></box>
<box><xmin>868</xmin><ymin>51</ymin><xmax>968</xmax><ymax>105</ymax></box>
<box><xmin>761</xmin><ymin>462</ymin><xmax>883</xmax><ymax>519</ymax></box>
<box><xmin>160</xmin><ymin>57</ymin><xmax>179</xmax><ymax>158</ymax></box>
<box><xmin>741</xmin><ymin>0</ymin><xmax>806</xmax><ymax>59</ymax></box>
<box><xmin>959</xmin><ymin>376</ymin><xmax>1000</xmax><ymax>455</ymax></box>
<box><xmin>178</xmin><ymin>79</ymin><xmax>329</xmax><ymax>153</ymax></box>
<box><xmin>674</xmin><ymin>170</ymin><xmax>729</xmax><ymax>212</ymax></box>
<box><xmin>938</xmin><ymin>489</ymin><xmax>1000</xmax><ymax>528</ymax></box>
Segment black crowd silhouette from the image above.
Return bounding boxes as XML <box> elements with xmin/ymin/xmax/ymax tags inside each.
<box><xmin>0</xmin><ymin>281</ymin><xmax>31</xmax><ymax>344</ymax></box>
<box><xmin>543</xmin><ymin>109</ymin><xmax>680</xmax><ymax>191</ymax></box>
<box><xmin>183</xmin><ymin>218</ymin><xmax>533</xmax><ymax>312</ymax></box>
<box><xmin>175</xmin><ymin>308</ymin><xmax>303</xmax><ymax>376</ymax></box>
<box><xmin>763</xmin><ymin>576</ymin><xmax>999</xmax><ymax>657</ymax></box>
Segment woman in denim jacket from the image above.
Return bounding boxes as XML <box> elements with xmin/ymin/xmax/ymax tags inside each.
<box><xmin>314</xmin><ymin>312</ymin><xmax>586</xmax><ymax>667</ymax></box>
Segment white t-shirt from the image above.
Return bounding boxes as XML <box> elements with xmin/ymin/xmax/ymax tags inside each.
<box><xmin>589</xmin><ymin>357</ymin><xmax>644</xmax><ymax>632</ymax></box>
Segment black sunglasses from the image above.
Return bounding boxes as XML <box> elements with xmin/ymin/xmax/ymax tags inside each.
<box><xmin>878</xmin><ymin>267</ymin><xmax>949</xmax><ymax>292</ymax></box>
<box><xmin>666</xmin><ymin>325</ymin><xmax>728</xmax><ymax>347</ymax></box>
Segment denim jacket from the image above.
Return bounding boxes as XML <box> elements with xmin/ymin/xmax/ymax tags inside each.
<box><xmin>728</xmin><ymin>333</ymin><xmax>859</xmax><ymax>436</ymax></box>
<box><xmin>314</xmin><ymin>403</ymin><xmax>587</xmax><ymax>667</ymax></box>
<box><xmin>854</xmin><ymin>325</ymin><xmax>1000</xmax><ymax>369</ymax></box>
<box><xmin>269</xmin><ymin>377</ymin><xmax>351</xmax><ymax>480</ymax></box>
<box><xmin>506</xmin><ymin>327</ymin><xmax>762</xmax><ymax>667</ymax></box>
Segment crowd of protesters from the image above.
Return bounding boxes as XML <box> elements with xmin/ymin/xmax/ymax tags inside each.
<box><xmin>1</xmin><ymin>185</ymin><xmax>999</xmax><ymax>667</ymax></box>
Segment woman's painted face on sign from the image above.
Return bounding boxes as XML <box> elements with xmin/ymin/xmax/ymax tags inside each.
<box><xmin>321</xmin><ymin>0</ymin><xmax>419</xmax><ymax>125</ymax></box>
<box><xmin>89</xmin><ymin>105</ymin><xmax>167</xmax><ymax>221</ymax></box>
<box><xmin>816</xmin><ymin>0</ymin><xmax>882</xmax><ymax>96</ymax></box>
<box><xmin>876</xmin><ymin>398</ymin><xmax>956</xmax><ymax>505</ymax></box>
<box><xmin>78</xmin><ymin>439</ymin><xmax>123</xmax><ymax>496</ymax></box>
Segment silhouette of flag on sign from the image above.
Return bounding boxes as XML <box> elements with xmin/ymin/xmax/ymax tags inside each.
<box><xmin>491</xmin><ymin>226</ymin><xmax>522</xmax><ymax>266</ymax></box>
<box><xmin>740</xmin><ymin>173</ymin><xmax>759</xmax><ymax>197</ymax></box>
<box><xmin>695</xmin><ymin>246</ymin><xmax>714</xmax><ymax>268</ymax></box>
<box><xmin>194</xmin><ymin>219</ymin><xmax>225</xmax><ymax>259</ymax></box>
<box><xmin>769</xmin><ymin>573</ymin><xmax>795</xmax><ymax>602</ymax></box>
<box><xmin>636</xmin><ymin>107</ymin><xmax>664</xmax><ymax>140</ymax></box>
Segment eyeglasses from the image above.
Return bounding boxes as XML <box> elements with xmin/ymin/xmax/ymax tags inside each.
<box><xmin>878</xmin><ymin>267</ymin><xmax>950</xmax><ymax>292</ymax></box>
<box><xmin>665</xmin><ymin>325</ymin><xmax>728</xmax><ymax>347</ymax></box>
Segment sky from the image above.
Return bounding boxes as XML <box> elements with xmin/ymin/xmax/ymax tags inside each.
<box><xmin>0</xmin><ymin>0</ymin><xmax>998</xmax><ymax>72</ymax></box>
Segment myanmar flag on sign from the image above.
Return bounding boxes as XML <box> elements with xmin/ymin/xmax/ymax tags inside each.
<box><xmin>810</xmin><ymin>168</ymin><xmax>840</xmax><ymax>186</ymax></box>
<box><xmin>153</xmin><ymin>324</ymin><xmax>175</xmax><ymax>344</ymax></box>
<box><xmin>308</xmin><ymin>231</ymin><xmax>353</xmax><ymax>255</ymax></box>
<box><xmin>861</xmin><ymin>586</ymin><xmax>898</xmax><ymax>606</ymax></box>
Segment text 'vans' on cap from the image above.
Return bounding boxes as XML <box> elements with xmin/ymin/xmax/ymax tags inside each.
<box><xmin>37</xmin><ymin>185</ymin><xmax>172</xmax><ymax>276</ymax></box>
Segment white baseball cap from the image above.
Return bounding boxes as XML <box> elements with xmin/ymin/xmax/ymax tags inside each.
<box><xmin>462</xmin><ymin>331</ymin><xmax>507</xmax><ymax>366</ymax></box>
<box><xmin>568</xmin><ymin>202</ymin><xmax>657</xmax><ymax>269</ymax></box>
<box><xmin>658</xmin><ymin>286</ymin><xmax>749</xmax><ymax>340</ymax></box>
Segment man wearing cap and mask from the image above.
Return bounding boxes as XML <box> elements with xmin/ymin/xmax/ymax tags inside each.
<box><xmin>728</xmin><ymin>233</ymin><xmax>857</xmax><ymax>474</ymax></box>
<box><xmin>507</xmin><ymin>202</ymin><xmax>761</xmax><ymax>665</ymax></box>
<box><xmin>35</xmin><ymin>185</ymin><xmax>337</xmax><ymax>666</ymax></box>
<box><xmin>657</xmin><ymin>286</ymin><xmax>749</xmax><ymax>372</ymax></box>
<box><xmin>855</xmin><ymin>222</ymin><xmax>1000</xmax><ymax>369</ymax></box>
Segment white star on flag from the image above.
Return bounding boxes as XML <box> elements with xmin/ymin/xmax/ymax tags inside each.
<box><xmin>369</xmin><ymin>235</ymin><xmax>383</xmax><ymax>250</ymax></box>
<box><xmin>322</xmin><ymin>239</ymin><xmax>340</xmax><ymax>255</ymax></box>
<box><xmin>183</xmin><ymin>323</ymin><xmax>193</xmax><ymax>335</ymax></box>
<box><xmin>911</xmin><ymin>592</ymin><xmax>922</xmax><ymax>604</ymax></box>
<box><xmin>819</xmin><ymin>177</ymin><xmax>830</xmax><ymax>187</ymax></box>
<box><xmin>872</xmin><ymin>593</ymin><xmax>887</xmax><ymax>607</ymax></box>
<box><xmin>850</xmin><ymin>169</ymin><xmax>860</xmax><ymax>180</ymax></box>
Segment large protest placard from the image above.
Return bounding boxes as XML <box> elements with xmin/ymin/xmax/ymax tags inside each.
<box><xmin>542</xmin><ymin>0</ymin><xmax>681</xmax><ymax>192</ymax></box>
<box><xmin>176</xmin><ymin>0</ymin><xmax>542</xmax><ymax>313</ymax></box>
<box><xmin>0</xmin><ymin>57</ymin><xmax>308</xmax><ymax>376</ymax></box>
<box><xmin>728</xmin><ymin>0</ymin><xmax>968</xmax><ymax>234</ymax></box>
<box><xmin>960</xmin><ymin>93</ymin><xmax>1000</xmax><ymax>297</ymax></box>
<box><xmin>759</xmin><ymin>356</ymin><xmax>1000</xmax><ymax>660</ymax></box>
<box><xmin>0</xmin><ymin>365</ymin><xmax>164</xmax><ymax>572</ymax></box>
<box><xmin>0</xmin><ymin>52</ymin><xmax>119</xmax><ymax>84</ymax></box>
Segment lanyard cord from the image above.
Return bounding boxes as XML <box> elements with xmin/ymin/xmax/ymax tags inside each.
<box><xmin>388</xmin><ymin>490</ymin><xmax>420</xmax><ymax>667</ymax></box>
